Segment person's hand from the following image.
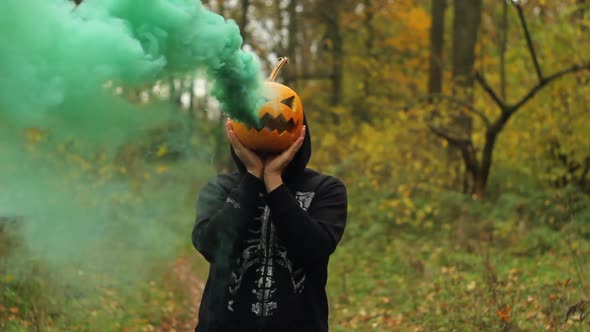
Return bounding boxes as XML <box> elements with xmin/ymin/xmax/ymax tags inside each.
<box><xmin>263</xmin><ymin>126</ymin><xmax>306</xmax><ymax>192</ymax></box>
<box><xmin>226</xmin><ymin>119</ymin><xmax>263</xmax><ymax>178</ymax></box>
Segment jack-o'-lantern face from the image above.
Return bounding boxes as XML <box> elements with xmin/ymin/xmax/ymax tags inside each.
<box><xmin>231</xmin><ymin>81</ymin><xmax>304</xmax><ymax>153</ymax></box>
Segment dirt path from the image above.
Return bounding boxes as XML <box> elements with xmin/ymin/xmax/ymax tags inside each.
<box><xmin>158</xmin><ymin>256</ymin><xmax>205</xmax><ymax>332</ymax></box>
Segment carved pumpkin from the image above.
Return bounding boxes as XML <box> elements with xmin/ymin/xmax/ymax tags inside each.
<box><xmin>231</xmin><ymin>58</ymin><xmax>303</xmax><ymax>153</ymax></box>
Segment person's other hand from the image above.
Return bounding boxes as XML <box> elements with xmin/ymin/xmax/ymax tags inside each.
<box><xmin>226</xmin><ymin>119</ymin><xmax>263</xmax><ymax>178</ymax></box>
<box><xmin>263</xmin><ymin>126</ymin><xmax>306</xmax><ymax>192</ymax></box>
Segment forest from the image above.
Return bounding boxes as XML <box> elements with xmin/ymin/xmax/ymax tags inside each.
<box><xmin>1</xmin><ymin>0</ymin><xmax>590</xmax><ymax>331</ymax></box>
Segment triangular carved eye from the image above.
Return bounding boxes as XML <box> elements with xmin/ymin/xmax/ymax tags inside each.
<box><xmin>281</xmin><ymin>96</ymin><xmax>295</xmax><ymax>108</ymax></box>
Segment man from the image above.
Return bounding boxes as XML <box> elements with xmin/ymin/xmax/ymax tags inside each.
<box><xmin>192</xmin><ymin>115</ymin><xmax>348</xmax><ymax>332</ymax></box>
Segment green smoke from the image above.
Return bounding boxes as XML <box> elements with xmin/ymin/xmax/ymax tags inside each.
<box><xmin>0</xmin><ymin>0</ymin><xmax>263</xmax><ymax>130</ymax></box>
<box><xmin>0</xmin><ymin>0</ymin><xmax>263</xmax><ymax>290</ymax></box>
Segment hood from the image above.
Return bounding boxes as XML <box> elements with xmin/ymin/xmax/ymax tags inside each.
<box><xmin>231</xmin><ymin>114</ymin><xmax>312</xmax><ymax>181</ymax></box>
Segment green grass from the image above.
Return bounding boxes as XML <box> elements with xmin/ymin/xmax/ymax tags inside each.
<box><xmin>328</xmin><ymin>186</ymin><xmax>590</xmax><ymax>331</ymax></box>
<box><xmin>1</xmin><ymin>184</ymin><xmax>589</xmax><ymax>331</ymax></box>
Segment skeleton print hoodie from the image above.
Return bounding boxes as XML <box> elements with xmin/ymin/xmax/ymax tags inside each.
<box><xmin>192</xmin><ymin>117</ymin><xmax>348</xmax><ymax>332</ymax></box>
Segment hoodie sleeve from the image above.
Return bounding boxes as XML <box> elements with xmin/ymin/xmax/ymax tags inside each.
<box><xmin>192</xmin><ymin>172</ymin><xmax>265</xmax><ymax>263</ymax></box>
<box><xmin>265</xmin><ymin>177</ymin><xmax>347</xmax><ymax>267</ymax></box>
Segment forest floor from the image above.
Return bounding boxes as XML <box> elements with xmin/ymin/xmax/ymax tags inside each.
<box><xmin>2</xmin><ymin>187</ymin><xmax>590</xmax><ymax>332</ymax></box>
<box><xmin>159</xmin><ymin>256</ymin><xmax>204</xmax><ymax>332</ymax></box>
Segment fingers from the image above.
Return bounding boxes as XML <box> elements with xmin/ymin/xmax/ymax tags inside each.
<box><xmin>278</xmin><ymin>126</ymin><xmax>306</xmax><ymax>162</ymax></box>
<box><xmin>299</xmin><ymin>125</ymin><xmax>306</xmax><ymax>139</ymax></box>
<box><xmin>226</xmin><ymin>119</ymin><xmax>262</xmax><ymax>168</ymax></box>
<box><xmin>225</xmin><ymin>118</ymin><xmax>233</xmax><ymax>141</ymax></box>
<box><xmin>225</xmin><ymin>120</ymin><xmax>236</xmax><ymax>146</ymax></box>
<box><xmin>262</xmin><ymin>126</ymin><xmax>306</xmax><ymax>176</ymax></box>
<box><xmin>290</xmin><ymin>125</ymin><xmax>306</xmax><ymax>156</ymax></box>
<box><xmin>226</xmin><ymin>119</ymin><xmax>245</xmax><ymax>152</ymax></box>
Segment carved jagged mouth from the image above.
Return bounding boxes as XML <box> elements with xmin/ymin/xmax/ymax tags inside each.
<box><xmin>258</xmin><ymin>113</ymin><xmax>298</xmax><ymax>133</ymax></box>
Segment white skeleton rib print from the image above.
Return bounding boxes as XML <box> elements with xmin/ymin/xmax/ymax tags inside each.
<box><xmin>227</xmin><ymin>191</ymin><xmax>315</xmax><ymax>317</ymax></box>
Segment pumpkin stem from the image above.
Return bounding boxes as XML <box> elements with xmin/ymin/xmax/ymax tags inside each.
<box><xmin>268</xmin><ymin>57</ymin><xmax>289</xmax><ymax>82</ymax></box>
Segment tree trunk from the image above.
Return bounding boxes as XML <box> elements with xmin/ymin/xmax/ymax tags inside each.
<box><xmin>476</xmin><ymin>111</ymin><xmax>512</xmax><ymax>198</ymax></box>
<box><xmin>326</xmin><ymin>1</ymin><xmax>344</xmax><ymax>106</ymax></box>
<box><xmin>451</xmin><ymin>0</ymin><xmax>483</xmax><ymax>194</ymax></box>
<box><xmin>452</xmin><ymin>0</ymin><xmax>482</xmax><ymax>98</ymax></box>
<box><xmin>578</xmin><ymin>0</ymin><xmax>587</xmax><ymax>29</ymax></box>
<box><xmin>499</xmin><ymin>0</ymin><xmax>508</xmax><ymax>100</ymax></box>
<box><xmin>284</xmin><ymin>0</ymin><xmax>299</xmax><ymax>87</ymax></box>
<box><xmin>218</xmin><ymin>0</ymin><xmax>226</xmax><ymax>16</ymax></box>
<box><xmin>239</xmin><ymin>0</ymin><xmax>250</xmax><ymax>45</ymax></box>
<box><xmin>364</xmin><ymin>0</ymin><xmax>375</xmax><ymax>97</ymax></box>
<box><xmin>428</xmin><ymin>0</ymin><xmax>446</xmax><ymax>95</ymax></box>
<box><xmin>275</xmin><ymin>0</ymin><xmax>286</xmax><ymax>58</ymax></box>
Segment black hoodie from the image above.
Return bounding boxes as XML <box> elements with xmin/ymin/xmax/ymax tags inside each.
<box><xmin>192</xmin><ymin>117</ymin><xmax>348</xmax><ymax>332</ymax></box>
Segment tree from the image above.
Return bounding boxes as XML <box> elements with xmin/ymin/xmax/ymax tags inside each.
<box><xmin>428</xmin><ymin>1</ymin><xmax>590</xmax><ymax>198</ymax></box>
<box><xmin>428</xmin><ymin>0</ymin><xmax>447</xmax><ymax>95</ymax></box>
<box><xmin>239</xmin><ymin>0</ymin><xmax>250</xmax><ymax>45</ymax></box>
<box><xmin>499</xmin><ymin>0</ymin><xmax>508</xmax><ymax>100</ymax></box>
<box><xmin>284</xmin><ymin>0</ymin><xmax>299</xmax><ymax>87</ymax></box>
<box><xmin>449</xmin><ymin>0</ymin><xmax>482</xmax><ymax>192</ymax></box>
<box><xmin>323</xmin><ymin>0</ymin><xmax>344</xmax><ymax>106</ymax></box>
<box><xmin>451</xmin><ymin>0</ymin><xmax>483</xmax><ymax>99</ymax></box>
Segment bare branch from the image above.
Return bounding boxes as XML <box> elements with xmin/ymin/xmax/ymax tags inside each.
<box><xmin>509</xmin><ymin>62</ymin><xmax>590</xmax><ymax>114</ymax></box>
<box><xmin>412</xmin><ymin>94</ymin><xmax>491</xmax><ymax>128</ymax></box>
<box><xmin>474</xmin><ymin>71</ymin><xmax>508</xmax><ymax>111</ymax></box>
<box><xmin>427</xmin><ymin>123</ymin><xmax>472</xmax><ymax>147</ymax></box>
<box><xmin>513</xmin><ymin>2</ymin><xmax>544</xmax><ymax>81</ymax></box>
<box><xmin>393</xmin><ymin>95</ymin><xmax>491</xmax><ymax>128</ymax></box>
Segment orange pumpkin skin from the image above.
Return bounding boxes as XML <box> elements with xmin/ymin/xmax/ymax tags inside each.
<box><xmin>231</xmin><ymin>81</ymin><xmax>304</xmax><ymax>153</ymax></box>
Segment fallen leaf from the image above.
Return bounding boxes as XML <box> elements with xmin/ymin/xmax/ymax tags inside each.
<box><xmin>497</xmin><ymin>305</ymin><xmax>511</xmax><ymax>322</ymax></box>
